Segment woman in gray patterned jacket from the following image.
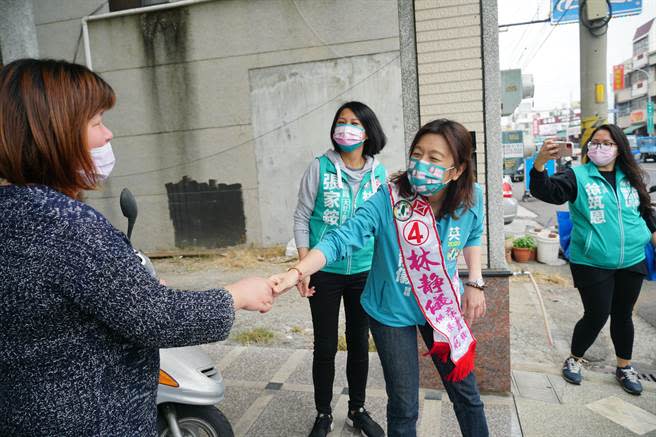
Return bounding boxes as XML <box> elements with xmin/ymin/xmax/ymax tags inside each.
<box><xmin>0</xmin><ymin>59</ymin><xmax>274</xmax><ymax>437</ymax></box>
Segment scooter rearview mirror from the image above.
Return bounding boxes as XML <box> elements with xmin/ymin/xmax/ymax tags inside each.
<box><xmin>120</xmin><ymin>188</ymin><xmax>138</xmax><ymax>241</ymax></box>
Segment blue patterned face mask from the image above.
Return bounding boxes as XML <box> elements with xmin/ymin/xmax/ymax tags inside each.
<box><xmin>408</xmin><ymin>158</ymin><xmax>454</xmax><ymax>196</ymax></box>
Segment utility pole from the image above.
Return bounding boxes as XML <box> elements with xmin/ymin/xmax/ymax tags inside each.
<box><xmin>579</xmin><ymin>0</ymin><xmax>610</xmax><ymax>147</ymax></box>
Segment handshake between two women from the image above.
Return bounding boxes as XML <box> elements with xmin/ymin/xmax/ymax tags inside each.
<box><xmin>225</xmin><ymin>266</ymin><xmax>315</xmax><ymax>314</ymax></box>
<box><xmin>228</xmin><ymin>253</ymin><xmax>325</xmax><ymax>313</ymax></box>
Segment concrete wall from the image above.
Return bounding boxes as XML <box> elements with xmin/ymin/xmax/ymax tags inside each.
<box><xmin>31</xmin><ymin>0</ymin><xmax>403</xmax><ymax>250</ymax></box>
<box><xmin>0</xmin><ymin>0</ymin><xmax>40</xmax><ymax>62</ymax></box>
<box><xmin>249</xmin><ymin>52</ymin><xmax>405</xmax><ymax>245</ymax></box>
<box><xmin>32</xmin><ymin>0</ymin><xmax>109</xmax><ymax>64</ymax></box>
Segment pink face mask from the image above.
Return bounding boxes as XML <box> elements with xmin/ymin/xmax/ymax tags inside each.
<box><xmin>587</xmin><ymin>145</ymin><xmax>617</xmax><ymax>167</ymax></box>
<box><xmin>333</xmin><ymin>124</ymin><xmax>365</xmax><ymax>151</ymax></box>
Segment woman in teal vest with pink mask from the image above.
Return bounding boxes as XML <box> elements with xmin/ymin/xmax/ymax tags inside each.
<box><xmin>530</xmin><ymin>124</ymin><xmax>656</xmax><ymax>396</ymax></box>
<box><xmin>292</xmin><ymin>101</ymin><xmax>387</xmax><ymax>437</ymax></box>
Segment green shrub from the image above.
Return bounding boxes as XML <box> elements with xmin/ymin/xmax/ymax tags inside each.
<box><xmin>512</xmin><ymin>236</ymin><xmax>537</xmax><ymax>249</ymax></box>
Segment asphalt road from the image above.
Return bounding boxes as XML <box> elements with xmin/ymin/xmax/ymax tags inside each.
<box><xmin>513</xmin><ymin>160</ymin><xmax>656</xmax><ymax>227</ymax></box>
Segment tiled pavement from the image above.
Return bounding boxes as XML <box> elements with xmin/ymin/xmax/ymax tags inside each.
<box><xmin>200</xmin><ymin>344</ymin><xmax>656</xmax><ymax>436</ymax></box>
<box><xmin>202</xmin><ymin>344</ymin><xmax>520</xmax><ymax>436</ymax></box>
<box><xmin>511</xmin><ymin>362</ymin><xmax>656</xmax><ymax>437</ymax></box>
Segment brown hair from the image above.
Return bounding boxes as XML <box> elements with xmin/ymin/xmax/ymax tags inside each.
<box><xmin>0</xmin><ymin>59</ymin><xmax>115</xmax><ymax>198</ymax></box>
<box><xmin>392</xmin><ymin>119</ymin><xmax>475</xmax><ymax>219</ymax></box>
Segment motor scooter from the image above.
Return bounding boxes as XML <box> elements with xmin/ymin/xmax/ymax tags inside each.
<box><xmin>119</xmin><ymin>188</ymin><xmax>234</xmax><ymax>437</ymax></box>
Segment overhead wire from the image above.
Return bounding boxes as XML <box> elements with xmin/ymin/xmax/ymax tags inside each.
<box><xmin>507</xmin><ymin>1</ymin><xmax>542</xmax><ymax>67</ymax></box>
<box><xmin>520</xmin><ymin>0</ymin><xmax>569</xmax><ymax>69</ymax></box>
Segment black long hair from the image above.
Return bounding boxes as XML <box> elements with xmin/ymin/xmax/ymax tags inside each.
<box><xmin>587</xmin><ymin>124</ymin><xmax>653</xmax><ymax>216</ymax></box>
<box><xmin>330</xmin><ymin>101</ymin><xmax>387</xmax><ymax>156</ymax></box>
<box><xmin>392</xmin><ymin>119</ymin><xmax>475</xmax><ymax>219</ymax></box>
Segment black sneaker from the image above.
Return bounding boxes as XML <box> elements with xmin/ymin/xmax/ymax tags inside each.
<box><xmin>309</xmin><ymin>413</ymin><xmax>333</xmax><ymax>437</ymax></box>
<box><xmin>616</xmin><ymin>365</ymin><xmax>643</xmax><ymax>395</ymax></box>
<box><xmin>346</xmin><ymin>407</ymin><xmax>384</xmax><ymax>437</ymax></box>
<box><xmin>562</xmin><ymin>356</ymin><xmax>584</xmax><ymax>385</ymax></box>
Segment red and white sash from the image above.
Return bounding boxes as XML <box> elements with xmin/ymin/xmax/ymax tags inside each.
<box><xmin>388</xmin><ymin>183</ymin><xmax>476</xmax><ymax>382</ymax></box>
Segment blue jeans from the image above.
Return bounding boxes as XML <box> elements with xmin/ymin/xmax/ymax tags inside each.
<box><xmin>369</xmin><ymin>317</ymin><xmax>489</xmax><ymax>437</ymax></box>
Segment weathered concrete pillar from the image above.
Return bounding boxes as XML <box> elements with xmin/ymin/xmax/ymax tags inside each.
<box><xmin>399</xmin><ymin>0</ymin><xmax>511</xmax><ymax>393</ymax></box>
<box><xmin>0</xmin><ymin>0</ymin><xmax>39</xmax><ymax>63</ymax></box>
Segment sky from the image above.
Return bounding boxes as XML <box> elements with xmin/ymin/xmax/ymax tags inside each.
<box><xmin>498</xmin><ymin>0</ymin><xmax>656</xmax><ymax>110</ymax></box>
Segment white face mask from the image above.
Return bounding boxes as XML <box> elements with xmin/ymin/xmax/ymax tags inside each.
<box><xmin>90</xmin><ymin>142</ymin><xmax>116</xmax><ymax>181</ymax></box>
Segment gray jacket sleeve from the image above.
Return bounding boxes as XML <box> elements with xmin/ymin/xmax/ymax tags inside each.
<box><xmin>293</xmin><ymin>159</ymin><xmax>320</xmax><ymax>249</ymax></box>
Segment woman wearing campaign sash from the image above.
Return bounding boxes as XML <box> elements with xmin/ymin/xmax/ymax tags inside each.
<box><xmin>530</xmin><ymin>125</ymin><xmax>656</xmax><ymax>396</ymax></box>
<box><xmin>276</xmin><ymin>119</ymin><xmax>489</xmax><ymax>437</ymax></box>
<box><xmin>292</xmin><ymin>101</ymin><xmax>388</xmax><ymax>437</ymax></box>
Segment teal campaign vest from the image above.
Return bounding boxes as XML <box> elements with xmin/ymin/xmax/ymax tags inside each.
<box><xmin>569</xmin><ymin>162</ymin><xmax>651</xmax><ymax>269</ymax></box>
<box><xmin>309</xmin><ymin>155</ymin><xmax>387</xmax><ymax>274</ymax></box>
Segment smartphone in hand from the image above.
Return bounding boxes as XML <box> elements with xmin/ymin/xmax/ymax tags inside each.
<box><xmin>553</xmin><ymin>141</ymin><xmax>573</xmax><ymax>157</ymax></box>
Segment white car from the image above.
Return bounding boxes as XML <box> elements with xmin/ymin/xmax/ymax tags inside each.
<box><xmin>503</xmin><ymin>176</ymin><xmax>518</xmax><ymax>225</ymax></box>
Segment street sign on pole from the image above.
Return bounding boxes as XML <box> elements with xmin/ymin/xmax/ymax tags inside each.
<box><xmin>648</xmin><ymin>99</ymin><xmax>654</xmax><ymax>136</ymax></box>
<box><xmin>502</xmin><ymin>131</ymin><xmax>524</xmax><ymax>158</ymax></box>
<box><xmin>551</xmin><ymin>0</ymin><xmax>642</xmax><ymax>25</ymax></box>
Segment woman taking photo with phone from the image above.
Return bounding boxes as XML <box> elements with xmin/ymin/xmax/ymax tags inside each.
<box><xmin>293</xmin><ymin>101</ymin><xmax>387</xmax><ymax>437</ymax></box>
<box><xmin>530</xmin><ymin>124</ymin><xmax>656</xmax><ymax>396</ymax></box>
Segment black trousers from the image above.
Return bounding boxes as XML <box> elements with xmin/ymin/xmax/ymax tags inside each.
<box><xmin>308</xmin><ymin>270</ymin><xmax>370</xmax><ymax>414</ymax></box>
<box><xmin>571</xmin><ymin>268</ymin><xmax>644</xmax><ymax>360</ymax></box>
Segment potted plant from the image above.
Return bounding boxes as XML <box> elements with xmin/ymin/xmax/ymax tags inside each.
<box><xmin>504</xmin><ymin>236</ymin><xmax>514</xmax><ymax>263</ymax></box>
<box><xmin>512</xmin><ymin>236</ymin><xmax>537</xmax><ymax>263</ymax></box>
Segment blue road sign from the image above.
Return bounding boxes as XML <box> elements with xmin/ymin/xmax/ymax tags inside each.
<box><xmin>551</xmin><ymin>0</ymin><xmax>642</xmax><ymax>25</ymax></box>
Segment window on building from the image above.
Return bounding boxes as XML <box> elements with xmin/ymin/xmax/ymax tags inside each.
<box><xmin>632</xmin><ymin>70</ymin><xmax>649</xmax><ymax>86</ymax></box>
<box><xmin>633</xmin><ymin>36</ymin><xmax>649</xmax><ymax>55</ymax></box>
<box><xmin>632</xmin><ymin>96</ymin><xmax>647</xmax><ymax>111</ymax></box>
<box><xmin>617</xmin><ymin>102</ymin><xmax>631</xmax><ymax>117</ymax></box>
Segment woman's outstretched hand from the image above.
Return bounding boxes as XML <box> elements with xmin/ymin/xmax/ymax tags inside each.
<box><xmin>269</xmin><ymin>270</ymin><xmax>315</xmax><ymax>297</ymax></box>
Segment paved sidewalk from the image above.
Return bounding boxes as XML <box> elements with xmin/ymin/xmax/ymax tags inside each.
<box><xmin>201</xmin><ymin>343</ymin><xmax>656</xmax><ymax>436</ymax></box>
<box><xmin>512</xmin><ymin>362</ymin><xmax>656</xmax><ymax>436</ymax></box>
<box><xmin>201</xmin><ymin>344</ymin><xmax>522</xmax><ymax>437</ymax></box>
<box><xmin>201</xmin><ymin>343</ymin><xmax>655</xmax><ymax>436</ymax></box>
<box><xmin>509</xmin><ymin>268</ymin><xmax>656</xmax><ymax>437</ymax></box>
<box><xmin>196</xmin><ymin>266</ymin><xmax>656</xmax><ymax>437</ymax></box>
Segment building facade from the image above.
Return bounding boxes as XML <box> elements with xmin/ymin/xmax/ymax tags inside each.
<box><xmin>1</xmin><ymin>0</ymin><xmax>510</xmax><ymax>392</ymax></box>
<box><xmin>614</xmin><ymin>18</ymin><xmax>656</xmax><ymax>135</ymax></box>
